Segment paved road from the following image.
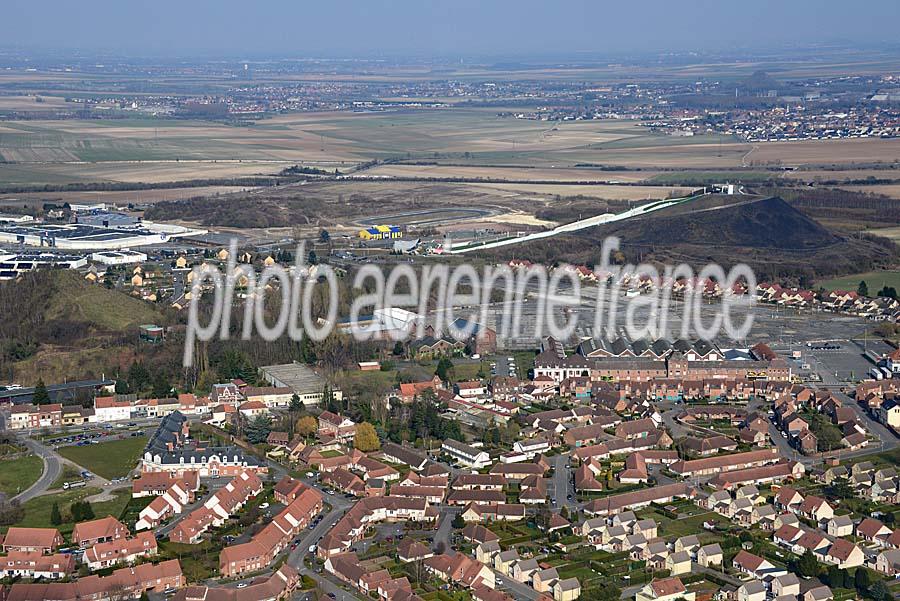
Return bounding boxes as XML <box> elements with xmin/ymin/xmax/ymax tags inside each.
<box><xmin>491</xmin><ymin>566</ymin><xmax>540</xmax><ymax>601</ymax></box>
<box><xmin>550</xmin><ymin>453</ymin><xmax>576</xmax><ymax>510</ymax></box>
<box><xmin>433</xmin><ymin>506</ymin><xmax>457</xmax><ymax>552</ymax></box>
<box><xmin>13</xmin><ymin>435</ymin><xmax>61</xmax><ymax>503</ymax></box>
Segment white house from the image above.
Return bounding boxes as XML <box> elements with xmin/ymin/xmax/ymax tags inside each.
<box><xmin>442</xmin><ymin>439</ymin><xmax>491</xmax><ymax>469</ymax></box>
<box><xmin>94</xmin><ymin>396</ymin><xmax>132</xmax><ymax>422</ymax></box>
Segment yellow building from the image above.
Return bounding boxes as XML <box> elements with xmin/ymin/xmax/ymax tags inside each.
<box><xmin>358</xmin><ymin>224</ymin><xmax>403</xmax><ymax>240</ymax></box>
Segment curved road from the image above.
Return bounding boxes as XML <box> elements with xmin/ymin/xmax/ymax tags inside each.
<box><xmin>13</xmin><ymin>436</ymin><xmax>62</xmax><ymax>503</ymax></box>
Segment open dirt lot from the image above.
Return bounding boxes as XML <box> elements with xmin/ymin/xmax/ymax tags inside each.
<box><xmin>750</xmin><ymin>138</ymin><xmax>900</xmax><ymax>167</ymax></box>
<box><xmin>837</xmin><ymin>184</ymin><xmax>900</xmax><ymax>199</ymax></box>
<box><xmin>868</xmin><ymin>226</ymin><xmax>900</xmax><ymax>243</ymax></box>
<box><xmin>783</xmin><ymin>168</ymin><xmax>900</xmax><ymax>183</ymax></box>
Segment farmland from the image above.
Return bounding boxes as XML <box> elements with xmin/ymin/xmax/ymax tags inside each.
<box><xmin>4</xmin><ymin>108</ymin><xmax>900</xmax><ymax>191</ymax></box>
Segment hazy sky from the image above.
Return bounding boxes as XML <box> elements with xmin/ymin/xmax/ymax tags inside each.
<box><xmin>5</xmin><ymin>0</ymin><xmax>900</xmax><ymax>58</ymax></box>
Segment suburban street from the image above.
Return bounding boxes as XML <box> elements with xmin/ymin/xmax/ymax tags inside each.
<box><xmin>13</xmin><ymin>435</ymin><xmax>61</xmax><ymax>502</ymax></box>
<box><xmin>549</xmin><ymin>453</ymin><xmax>576</xmax><ymax>510</ymax></box>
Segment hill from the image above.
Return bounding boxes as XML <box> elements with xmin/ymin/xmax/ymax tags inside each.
<box><xmin>0</xmin><ymin>271</ymin><xmax>166</xmax><ymax>384</ymax></box>
<box><xmin>478</xmin><ymin>196</ymin><xmax>898</xmax><ymax>281</ymax></box>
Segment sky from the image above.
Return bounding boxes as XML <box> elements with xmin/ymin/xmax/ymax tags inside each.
<box><xmin>4</xmin><ymin>0</ymin><xmax>900</xmax><ymax>58</ymax></box>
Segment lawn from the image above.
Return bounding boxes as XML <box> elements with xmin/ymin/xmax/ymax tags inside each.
<box><xmin>159</xmin><ymin>540</ymin><xmax>220</xmax><ymax>581</ymax></box>
<box><xmin>12</xmin><ymin>487</ymin><xmax>102</xmax><ymax>537</ymax></box>
<box><xmin>818</xmin><ymin>270</ymin><xmax>900</xmax><ymax>294</ymax></box>
<box><xmin>637</xmin><ymin>507</ymin><xmax>727</xmax><ymax>540</ymax></box>
<box><xmin>91</xmin><ymin>489</ymin><xmax>132</xmax><ymax>524</ymax></box>
<box><xmin>0</xmin><ymin>454</ymin><xmax>43</xmax><ymax>497</ymax></box>
<box><xmin>57</xmin><ymin>435</ymin><xmax>148</xmax><ymax>480</ymax></box>
<box><xmin>51</xmin><ymin>464</ymin><xmax>83</xmax><ymax>490</ymax></box>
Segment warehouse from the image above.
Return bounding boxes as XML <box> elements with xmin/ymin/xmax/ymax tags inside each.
<box><xmin>258</xmin><ymin>363</ymin><xmax>343</xmax><ymax>406</ymax></box>
<box><xmin>0</xmin><ymin>221</ymin><xmax>206</xmax><ymax>250</ymax></box>
<box><xmin>0</xmin><ymin>250</ymin><xmax>87</xmax><ymax>280</ymax></box>
<box><xmin>90</xmin><ymin>249</ymin><xmax>149</xmax><ymax>265</ymax></box>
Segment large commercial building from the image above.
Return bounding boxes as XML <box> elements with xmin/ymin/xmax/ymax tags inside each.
<box><xmin>258</xmin><ymin>363</ymin><xmax>342</xmax><ymax>406</ymax></box>
<box><xmin>535</xmin><ymin>336</ymin><xmax>791</xmax><ymax>384</ymax></box>
<box><xmin>0</xmin><ymin>221</ymin><xmax>205</xmax><ymax>250</ymax></box>
<box><xmin>0</xmin><ymin>251</ymin><xmax>87</xmax><ymax>280</ymax></box>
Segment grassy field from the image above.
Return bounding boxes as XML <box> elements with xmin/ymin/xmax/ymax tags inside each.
<box><xmin>45</xmin><ymin>273</ymin><xmax>162</xmax><ymax>331</ymax></box>
<box><xmin>12</xmin><ymin>487</ymin><xmax>100</xmax><ymax>535</ymax></box>
<box><xmin>0</xmin><ymin>454</ymin><xmax>43</xmax><ymax>497</ymax></box>
<box><xmin>818</xmin><ymin>270</ymin><xmax>900</xmax><ymax>293</ymax></box>
<box><xmin>13</xmin><ymin>487</ymin><xmax>131</xmax><ymax>538</ymax></box>
<box><xmin>51</xmin><ymin>464</ymin><xmax>83</xmax><ymax>490</ymax></box>
<box><xmin>56</xmin><ymin>435</ymin><xmax>148</xmax><ymax>480</ymax></box>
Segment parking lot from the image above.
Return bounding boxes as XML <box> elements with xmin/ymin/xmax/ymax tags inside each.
<box><xmin>798</xmin><ymin>338</ymin><xmax>894</xmax><ymax>385</ymax></box>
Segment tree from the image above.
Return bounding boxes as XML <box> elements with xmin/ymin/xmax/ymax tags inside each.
<box><xmin>50</xmin><ymin>501</ymin><xmax>62</xmax><ymax>526</ymax></box>
<box><xmin>451</xmin><ymin>513</ymin><xmax>466</xmax><ymax>529</ymax></box>
<box><xmin>826</xmin><ymin>565</ymin><xmax>847</xmax><ymax>589</ymax></box>
<box><xmin>581</xmin><ymin>583</ymin><xmax>621</xmax><ymax>601</ymax></box>
<box><xmin>435</xmin><ymin>357</ymin><xmax>454</xmax><ymax>382</ymax></box>
<box><xmin>392</xmin><ymin>341</ymin><xmax>405</xmax><ymax>356</ymax></box>
<box><xmin>795</xmin><ymin>549</ymin><xmax>821</xmax><ymax>578</ymax></box>
<box><xmin>354</xmin><ymin>422</ymin><xmax>380</xmax><ymax>452</ymax></box>
<box><xmin>825</xmin><ymin>479</ymin><xmax>854</xmax><ymax>500</ymax></box>
<box><xmin>854</xmin><ymin>566</ymin><xmax>871</xmax><ymax>592</ymax></box>
<box><xmin>287</xmin><ymin>394</ymin><xmax>302</xmax><ymax>437</ymax></box>
<box><xmin>308</xmin><ymin>250</ymin><xmax>318</xmax><ymax>265</ymax></box>
<box><xmin>71</xmin><ymin>500</ymin><xmax>95</xmax><ymax>522</ymax></box>
<box><xmin>245</xmin><ymin>414</ymin><xmax>273</xmax><ymax>444</ymax></box>
<box><xmin>870</xmin><ymin>580</ymin><xmax>890</xmax><ymax>601</ymax></box>
<box><xmin>319</xmin><ymin>229</ymin><xmax>331</xmax><ymax>244</ymax></box>
<box><xmin>128</xmin><ymin>362</ymin><xmax>151</xmax><ymax>392</ymax></box>
<box><xmin>296</xmin><ymin>415</ymin><xmax>318</xmax><ymax>439</ymax></box>
<box><xmin>323</xmin><ymin>384</ymin><xmax>338</xmax><ymax>413</ymax></box>
<box><xmin>858</xmin><ymin>280</ymin><xmax>869</xmax><ymax>297</ymax></box>
<box><xmin>878</xmin><ymin>286</ymin><xmax>898</xmax><ymax>299</ymax></box>
<box><xmin>151</xmin><ymin>371</ymin><xmax>172</xmax><ymax>398</ymax></box>
<box><xmin>812</xmin><ymin>418</ymin><xmax>844</xmax><ymax>452</ymax></box>
<box><xmin>32</xmin><ymin>379</ymin><xmax>50</xmax><ymax>405</ymax></box>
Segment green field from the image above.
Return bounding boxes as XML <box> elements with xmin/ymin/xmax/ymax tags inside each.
<box><xmin>51</xmin><ymin>464</ymin><xmax>83</xmax><ymax>490</ymax></box>
<box><xmin>46</xmin><ymin>273</ymin><xmax>162</xmax><ymax>331</ymax></box>
<box><xmin>818</xmin><ymin>270</ymin><xmax>900</xmax><ymax>294</ymax></box>
<box><xmin>0</xmin><ymin>454</ymin><xmax>43</xmax><ymax>497</ymax></box>
<box><xmin>12</xmin><ymin>487</ymin><xmax>100</xmax><ymax>535</ymax></box>
<box><xmin>56</xmin><ymin>435</ymin><xmax>148</xmax><ymax>480</ymax></box>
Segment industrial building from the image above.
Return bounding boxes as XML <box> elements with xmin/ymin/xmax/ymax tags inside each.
<box><xmin>0</xmin><ymin>250</ymin><xmax>87</xmax><ymax>280</ymax></box>
<box><xmin>258</xmin><ymin>363</ymin><xmax>342</xmax><ymax>406</ymax></box>
<box><xmin>90</xmin><ymin>249</ymin><xmax>149</xmax><ymax>265</ymax></box>
<box><xmin>358</xmin><ymin>225</ymin><xmax>403</xmax><ymax>240</ymax></box>
<box><xmin>0</xmin><ymin>221</ymin><xmax>205</xmax><ymax>250</ymax></box>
